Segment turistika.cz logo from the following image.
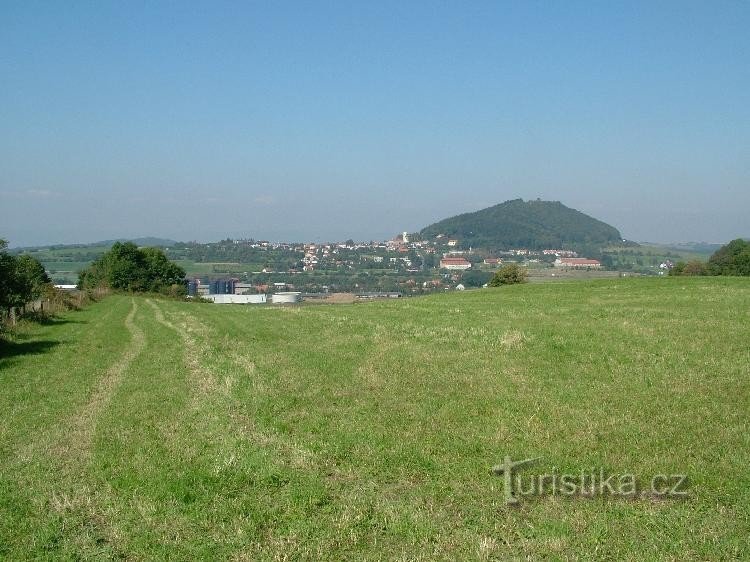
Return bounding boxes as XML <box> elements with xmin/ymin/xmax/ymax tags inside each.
<box><xmin>492</xmin><ymin>456</ymin><xmax>689</xmax><ymax>505</ymax></box>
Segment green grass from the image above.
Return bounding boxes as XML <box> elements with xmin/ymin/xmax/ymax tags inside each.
<box><xmin>1</xmin><ymin>278</ymin><xmax>749</xmax><ymax>560</ymax></box>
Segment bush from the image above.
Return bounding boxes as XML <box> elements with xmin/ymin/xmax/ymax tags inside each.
<box><xmin>670</xmin><ymin>259</ymin><xmax>707</xmax><ymax>276</ymax></box>
<box><xmin>488</xmin><ymin>263</ymin><xmax>528</xmax><ymax>286</ymax></box>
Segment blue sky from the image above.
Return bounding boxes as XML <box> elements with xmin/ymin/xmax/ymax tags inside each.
<box><xmin>1</xmin><ymin>1</ymin><xmax>748</xmax><ymax>246</ymax></box>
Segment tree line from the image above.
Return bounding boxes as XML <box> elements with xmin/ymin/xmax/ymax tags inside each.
<box><xmin>669</xmin><ymin>239</ymin><xmax>750</xmax><ymax>277</ymax></box>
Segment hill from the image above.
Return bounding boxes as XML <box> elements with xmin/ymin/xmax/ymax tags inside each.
<box><xmin>1</xmin><ymin>279</ymin><xmax>748</xmax><ymax>559</ymax></box>
<box><xmin>10</xmin><ymin>237</ymin><xmax>178</xmax><ymax>252</ymax></box>
<box><xmin>419</xmin><ymin>198</ymin><xmax>623</xmax><ymax>250</ymax></box>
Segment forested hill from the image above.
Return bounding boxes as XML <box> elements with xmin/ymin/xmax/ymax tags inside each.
<box><xmin>419</xmin><ymin>199</ymin><xmax>623</xmax><ymax>250</ymax></box>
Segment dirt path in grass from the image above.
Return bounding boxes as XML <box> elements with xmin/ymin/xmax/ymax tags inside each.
<box><xmin>64</xmin><ymin>298</ymin><xmax>145</xmax><ymax>462</ymax></box>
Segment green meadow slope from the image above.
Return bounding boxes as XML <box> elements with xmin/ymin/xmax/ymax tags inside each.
<box><xmin>1</xmin><ymin>279</ymin><xmax>749</xmax><ymax>559</ymax></box>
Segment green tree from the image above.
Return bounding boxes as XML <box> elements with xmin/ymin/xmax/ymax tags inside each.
<box><xmin>0</xmin><ymin>241</ymin><xmax>50</xmax><ymax>320</ymax></box>
<box><xmin>669</xmin><ymin>259</ymin><xmax>707</xmax><ymax>276</ymax></box>
<box><xmin>141</xmin><ymin>247</ymin><xmax>186</xmax><ymax>291</ymax></box>
<box><xmin>14</xmin><ymin>254</ymin><xmax>51</xmax><ymax>301</ymax></box>
<box><xmin>108</xmin><ymin>242</ymin><xmax>148</xmax><ymax>290</ymax></box>
<box><xmin>669</xmin><ymin>262</ymin><xmax>686</xmax><ymax>276</ymax></box>
<box><xmin>488</xmin><ymin>263</ymin><xmax>528</xmax><ymax>286</ymax></box>
<box><xmin>79</xmin><ymin>242</ymin><xmax>185</xmax><ymax>293</ymax></box>
<box><xmin>682</xmin><ymin>260</ymin><xmax>707</xmax><ymax>276</ymax></box>
<box><xmin>0</xmin><ymin>239</ymin><xmax>20</xmax><ymax>315</ymax></box>
<box><xmin>708</xmin><ymin>239</ymin><xmax>750</xmax><ymax>276</ymax></box>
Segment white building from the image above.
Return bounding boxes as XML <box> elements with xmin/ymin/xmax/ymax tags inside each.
<box><xmin>554</xmin><ymin>258</ymin><xmax>602</xmax><ymax>269</ymax></box>
<box><xmin>205</xmin><ymin>294</ymin><xmax>267</xmax><ymax>304</ymax></box>
<box><xmin>271</xmin><ymin>292</ymin><xmax>302</xmax><ymax>304</ymax></box>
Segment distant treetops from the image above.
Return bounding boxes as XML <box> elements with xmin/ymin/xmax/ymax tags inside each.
<box><xmin>78</xmin><ymin>242</ymin><xmax>186</xmax><ymax>294</ymax></box>
<box><xmin>670</xmin><ymin>239</ymin><xmax>750</xmax><ymax>277</ymax></box>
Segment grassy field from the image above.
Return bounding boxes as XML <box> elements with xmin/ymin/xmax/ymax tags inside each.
<box><xmin>1</xmin><ymin>278</ymin><xmax>748</xmax><ymax>560</ymax></box>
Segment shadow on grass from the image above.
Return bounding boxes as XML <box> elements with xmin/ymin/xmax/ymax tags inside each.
<box><xmin>19</xmin><ymin>312</ymin><xmax>87</xmax><ymax>326</ymax></box>
<box><xmin>0</xmin><ymin>339</ymin><xmax>60</xmax><ymax>368</ymax></box>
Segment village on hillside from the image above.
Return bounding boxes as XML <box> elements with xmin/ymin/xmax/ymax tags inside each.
<box><xmin>174</xmin><ymin>232</ymin><xmax>612</xmax><ymax>302</ymax></box>
<box><xmin>31</xmin><ymin>226</ymin><xmax>700</xmax><ymax>304</ymax></box>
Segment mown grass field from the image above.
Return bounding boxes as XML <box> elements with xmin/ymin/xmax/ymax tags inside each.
<box><xmin>1</xmin><ymin>278</ymin><xmax>748</xmax><ymax>560</ymax></box>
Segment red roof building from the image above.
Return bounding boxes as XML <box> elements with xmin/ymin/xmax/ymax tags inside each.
<box><xmin>440</xmin><ymin>257</ymin><xmax>472</xmax><ymax>270</ymax></box>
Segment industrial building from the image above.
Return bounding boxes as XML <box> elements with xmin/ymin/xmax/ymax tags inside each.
<box><xmin>270</xmin><ymin>292</ymin><xmax>302</xmax><ymax>304</ymax></box>
<box><xmin>204</xmin><ymin>294</ymin><xmax>267</xmax><ymax>304</ymax></box>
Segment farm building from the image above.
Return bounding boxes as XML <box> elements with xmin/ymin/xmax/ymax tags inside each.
<box><xmin>440</xmin><ymin>257</ymin><xmax>472</xmax><ymax>270</ymax></box>
<box><xmin>554</xmin><ymin>258</ymin><xmax>602</xmax><ymax>268</ymax></box>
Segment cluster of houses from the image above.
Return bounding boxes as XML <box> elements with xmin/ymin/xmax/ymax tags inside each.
<box><xmin>185</xmin><ymin>236</ymin><xmax>603</xmax><ymax>304</ymax></box>
<box><xmin>220</xmin><ymin>235</ymin><xmax>602</xmax><ymax>274</ymax></box>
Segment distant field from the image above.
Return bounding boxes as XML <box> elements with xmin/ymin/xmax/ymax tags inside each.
<box><xmin>1</xmin><ymin>278</ymin><xmax>748</xmax><ymax>559</ymax></box>
<box><xmin>602</xmin><ymin>243</ymin><xmax>716</xmax><ymax>274</ymax></box>
<box><xmin>527</xmin><ymin>269</ymin><xmax>622</xmax><ymax>282</ymax></box>
<box><xmin>170</xmin><ymin>260</ymin><xmax>263</xmax><ymax>275</ymax></box>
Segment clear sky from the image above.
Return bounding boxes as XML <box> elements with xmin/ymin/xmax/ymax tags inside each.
<box><xmin>1</xmin><ymin>1</ymin><xmax>748</xmax><ymax>246</ymax></box>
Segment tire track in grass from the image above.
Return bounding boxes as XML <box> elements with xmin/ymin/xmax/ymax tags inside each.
<box><xmin>45</xmin><ymin>298</ymin><xmax>145</xmax><ymax>556</ymax></box>
<box><xmin>63</xmin><ymin>298</ymin><xmax>145</xmax><ymax>462</ymax></box>
<box><xmin>145</xmin><ymin>298</ymin><xmax>217</xmax><ymax>399</ymax></box>
<box><xmin>146</xmin><ymin>298</ymin><xmax>316</xmax><ymax>469</ymax></box>
<box><xmin>63</xmin><ymin>298</ymin><xmax>145</xmax><ymax>463</ymax></box>
<box><xmin>145</xmin><ymin>299</ymin><xmax>328</xmax><ymax>557</ymax></box>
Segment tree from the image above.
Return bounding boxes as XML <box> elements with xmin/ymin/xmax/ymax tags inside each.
<box><xmin>0</xmin><ymin>240</ymin><xmax>51</xmax><ymax>320</ymax></box>
<box><xmin>670</xmin><ymin>259</ymin><xmax>707</xmax><ymax>276</ymax></box>
<box><xmin>488</xmin><ymin>263</ymin><xmax>528</xmax><ymax>286</ymax></box>
<box><xmin>681</xmin><ymin>260</ymin><xmax>707</xmax><ymax>276</ymax></box>
<box><xmin>708</xmin><ymin>239</ymin><xmax>750</xmax><ymax>276</ymax></box>
<box><xmin>14</xmin><ymin>254</ymin><xmax>51</xmax><ymax>301</ymax></box>
<box><xmin>79</xmin><ymin>243</ymin><xmax>186</xmax><ymax>293</ymax></box>
<box><xmin>669</xmin><ymin>261</ymin><xmax>686</xmax><ymax>276</ymax></box>
<box><xmin>108</xmin><ymin>242</ymin><xmax>148</xmax><ymax>290</ymax></box>
<box><xmin>0</xmin><ymin>239</ymin><xmax>20</xmax><ymax>315</ymax></box>
<box><xmin>141</xmin><ymin>247</ymin><xmax>186</xmax><ymax>291</ymax></box>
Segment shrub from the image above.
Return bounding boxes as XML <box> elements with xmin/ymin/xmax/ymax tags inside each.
<box><xmin>488</xmin><ymin>263</ymin><xmax>528</xmax><ymax>286</ymax></box>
